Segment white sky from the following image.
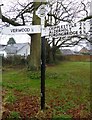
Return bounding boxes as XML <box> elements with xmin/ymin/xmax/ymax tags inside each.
<box><xmin>0</xmin><ymin>0</ymin><xmax>91</xmax><ymax>47</ymax></box>
<box><xmin>0</xmin><ymin>0</ymin><xmax>49</xmax><ymax>45</ymax></box>
<box><xmin>0</xmin><ymin>0</ymin><xmax>32</xmax><ymax>44</ymax></box>
<box><xmin>0</xmin><ymin>34</ymin><xmax>30</xmax><ymax>45</ymax></box>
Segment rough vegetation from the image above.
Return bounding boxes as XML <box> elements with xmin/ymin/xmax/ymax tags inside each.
<box><xmin>1</xmin><ymin>62</ymin><xmax>91</xmax><ymax>119</ymax></box>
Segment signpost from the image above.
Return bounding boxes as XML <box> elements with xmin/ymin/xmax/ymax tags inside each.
<box><xmin>0</xmin><ymin>3</ymin><xmax>90</xmax><ymax>112</ymax></box>
<box><xmin>36</xmin><ymin>4</ymin><xmax>50</xmax><ymax>110</ymax></box>
<box><xmin>0</xmin><ymin>3</ymin><xmax>50</xmax><ymax>111</ymax></box>
<box><xmin>0</xmin><ymin>4</ymin><xmax>49</xmax><ymax>110</ymax></box>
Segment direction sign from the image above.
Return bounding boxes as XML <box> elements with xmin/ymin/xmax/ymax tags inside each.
<box><xmin>45</xmin><ymin>22</ymin><xmax>90</xmax><ymax>38</ymax></box>
<box><xmin>1</xmin><ymin>25</ymin><xmax>41</xmax><ymax>35</ymax></box>
<box><xmin>0</xmin><ymin>26</ymin><xmax>49</xmax><ymax>36</ymax></box>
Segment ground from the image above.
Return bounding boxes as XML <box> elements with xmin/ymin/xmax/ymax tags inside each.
<box><xmin>1</xmin><ymin>62</ymin><xmax>91</xmax><ymax>119</ymax></box>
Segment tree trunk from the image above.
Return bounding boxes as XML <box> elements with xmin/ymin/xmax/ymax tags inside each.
<box><xmin>29</xmin><ymin>1</ymin><xmax>47</xmax><ymax>70</ymax></box>
<box><xmin>46</xmin><ymin>41</ymin><xmax>54</xmax><ymax>64</ymax></box>
<box><xmin>29</xmin><ymin>2</ymin><xmax>41</xmax><ymax>70</ymax></box>
<box><xmin>52</xmin><ymin>48</ymin><xmax>56</xmax><ymax>62</ymax></box>
<box><xmin>46</xmin><ymin>40</ymin><xmax>57</xmax><ymax>64</ymax></box>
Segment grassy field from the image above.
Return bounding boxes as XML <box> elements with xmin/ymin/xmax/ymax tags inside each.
<box><xmin>1</xmin><ymin>62</ymin><xmax>91</xmax><ymax>119</ymax></box>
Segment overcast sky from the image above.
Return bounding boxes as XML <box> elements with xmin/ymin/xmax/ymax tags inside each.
<box><xmin>0</xmin><ymin>0</ymin><xmax>31</xmax><ymax>45</ymax></box>
<box><xmin>0</xmin><ymin>0</ymin><xmax>91</xmax><ymax>47</ymax></box>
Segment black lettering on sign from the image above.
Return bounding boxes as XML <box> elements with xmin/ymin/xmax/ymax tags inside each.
<box><xmin>11</xmin><ymin>29</ymin><xmax>17</xmax><ymax>32</ymax></box>
<box><xmin>11</xmin><ymin>28</ymin><xmax>30</xmax><ymax>33</ymax></box>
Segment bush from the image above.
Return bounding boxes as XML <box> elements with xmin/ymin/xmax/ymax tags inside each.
<box><xmin>2</xmin><ymin>55</ymin><xmax>27</xmax><ymax>66</ymax></box>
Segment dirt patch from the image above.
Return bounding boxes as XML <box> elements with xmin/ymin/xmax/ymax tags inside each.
<box><xmin>3</xmin><ymin>96</ymin><xmax>39</xmax><ymax>119</ymax></box>
<box><xmin>1</xmin><ymin>89</ymin><xmax>91</xmax><ymax>119</ymax></box>
<box><xmin>2</xmin><ymin>90</ymin><xmax>53</xmax><ymax>120</ymax></box>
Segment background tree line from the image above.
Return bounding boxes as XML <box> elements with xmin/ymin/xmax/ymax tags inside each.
<box><xmin>0</xmin><ymin>0</ymin><xmax>91</xmax><ymax>70</ymax></box>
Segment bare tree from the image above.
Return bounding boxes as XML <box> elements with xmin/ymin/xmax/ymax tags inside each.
<box><xmin>0</xmin><ymin>0</ymin><xmax>91</xmax><ymax>66</ymax></box>
<box><xmin>0</xmin><ymin>0</ymin><xmax>46</xmax><ymax>70</ymax></box>
<box><xmin>80</xmin><ymin>15</ymin><xmax>92</xmax><ymax>21</ymax></box>
<box><xmin>47</xmin><ymin>0</ymin><xmax>90</xmax><ymax>25</ymax></box>
<box><xmin>45</xmin><ymin>0</ymin><xmax>91</xmax><ymax>63</ymax></box>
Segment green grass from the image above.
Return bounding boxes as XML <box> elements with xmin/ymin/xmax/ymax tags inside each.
<box><xmin>9</xmin><ymin>111</ymin><xmax>20</xmax><ymax>119</ymax></box>
<box><xmin>2</xmin><ymin>68</ymin><xmax>40</xmax><ymax>94</ymax></box>
<box><xmin>4</xmin><ymin>91</ymin><xmax>17</xmax><ymax>104</ymax></box>
<box><xmin>2</xmin><ymin>61</ymin><xmax>91</xmax><ymax>118</ymax></box>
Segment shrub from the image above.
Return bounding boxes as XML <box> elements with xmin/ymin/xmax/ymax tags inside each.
<box><xmin>2</xmin><ymin>55</ymin><xmax>27</xmax><ymax>66</ymax></box>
